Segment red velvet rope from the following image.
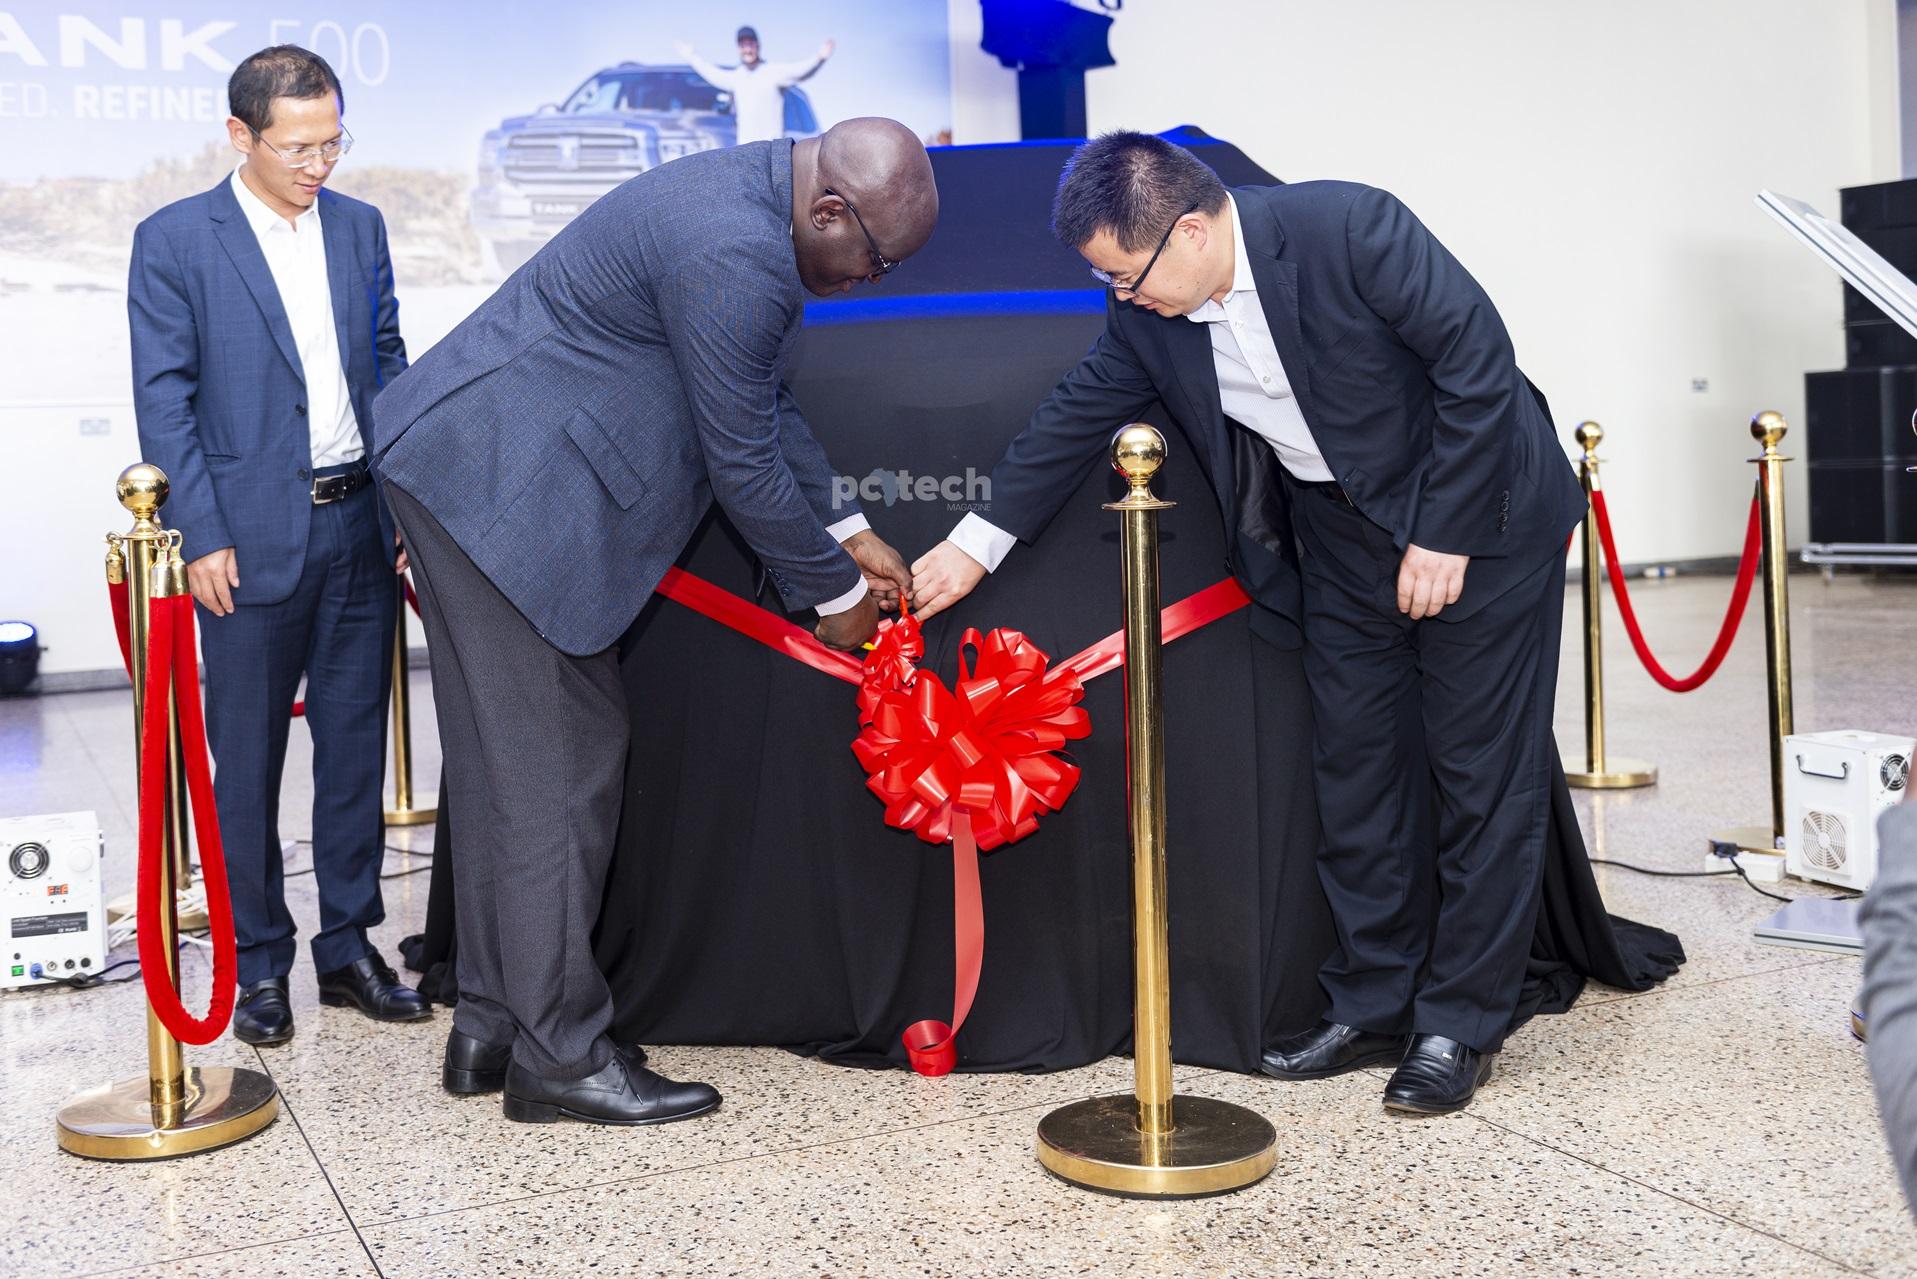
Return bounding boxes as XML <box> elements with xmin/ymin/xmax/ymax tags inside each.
<box><xmin>108</xmin><ymin>579</ymin><xmax>133</xmax><ymax>678</ymax></box>
<box><xmin>112</xmin><ymin>574</ymin><xmax>421</xmax><ymax>720</ymax></box>
<box><xmin>1589</xmin><ymin>483</ymin><xmax>1762</xmax><ymax>693</ymax></box>
<box><xmin>135</xmin><ymin>594</ymin><xmax>239</xmax><ymax>1044</ymax></box>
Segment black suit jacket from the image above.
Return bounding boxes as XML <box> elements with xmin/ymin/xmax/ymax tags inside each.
<box><xmin>981</xmin><ymin>180</ymin><xmax>1585</xmax><ymax>645</ymax></box>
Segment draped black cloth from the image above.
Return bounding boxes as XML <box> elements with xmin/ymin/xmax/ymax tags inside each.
<box><xmin>401</xmin><ymin>130</ymin><xmax>1682</xmax><ymax>1073</ymax></box>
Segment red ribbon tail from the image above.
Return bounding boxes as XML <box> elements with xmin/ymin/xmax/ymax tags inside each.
<box><xmin>902</xmin><ymin>811</ymin><xmax>983</xmax><ymax>1077</ymax></box>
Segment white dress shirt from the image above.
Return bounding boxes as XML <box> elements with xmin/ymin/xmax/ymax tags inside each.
<box><xmin>948</xmin><ymin>193</ymin><xmax>1330</xmax><ymax>573</ymax></box>
<box><xmin>230</xmin><ymin>167</ymin><xmax>361</xmax><ymax>469</ymax></box>
<box><xmin>817</xmin><ymin>512</ymin><xmax>871</xmax><ymax>615</ymax></box>
<box><xmin>683</xmin><ymin>53</ymin><xmax>824</xmax><ymax>144</ymax></box>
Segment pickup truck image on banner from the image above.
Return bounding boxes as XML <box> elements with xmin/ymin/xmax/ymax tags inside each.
<box><xmin>471</xmin><ymin>63</ymin><xmax>821</xmax><ymax>279</ymax></box>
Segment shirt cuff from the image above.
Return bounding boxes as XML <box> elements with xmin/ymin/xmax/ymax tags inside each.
<box><xmin>825</xmin><ymin>513</ymin><xmax>871</xmax><ymax>542</ymax></box>
<box><xmin>947</xmin><ymin>512</ymin><xmax>1018</xmax><ymax>573</ymax></box>
<box><xmin>814</xmin><ymin>577</ymin><xmax>869</xmax><ymax>617</ymax></box>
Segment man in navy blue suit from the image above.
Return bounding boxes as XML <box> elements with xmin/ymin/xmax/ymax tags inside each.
<box><xmin>130</xmin><ymin>46</ymin><xmax>429</xmax><ymax>1045</ymax></box>
<box><xmin>913</xmin><ymin>132</ymin><xmax>1585</xmax><ymax>1114</ymax></box>
<box><xmin>374</xmin><ymin>117</ymin><xmax>937</xmax><ymax>1126</ymax></box>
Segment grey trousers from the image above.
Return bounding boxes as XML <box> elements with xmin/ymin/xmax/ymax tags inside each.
<box><xmin>386</xmin><ymin>482</ymin><xmax>627</xmax><ymax>1079</ymax></box>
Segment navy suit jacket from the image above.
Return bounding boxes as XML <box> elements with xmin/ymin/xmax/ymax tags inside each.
<box><xmin>129</xmin><ymin>177</ymin><xmax>407</xmax><ymax>605</ymax></box>
<box><xmin>373</xmin><ymin>140</ymin><xmax>864</xmax><ymax>658</ymax></box>
<box><xmin>984</xmin><ymin>181</ymin><xmax>1585</xmax><ymax>643</ymax></box>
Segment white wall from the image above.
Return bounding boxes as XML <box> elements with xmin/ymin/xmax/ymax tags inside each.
<box><xmin>959</xmin><ymin>0</ymin><xmax>1900</xmax><ymax>566</ymax></box>
<box><xmin>11</xmin><ymin>0</ymin><xmax>1900</xmax><ymax>675</ymax></box>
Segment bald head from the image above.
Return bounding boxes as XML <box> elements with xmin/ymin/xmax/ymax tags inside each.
<box><xmin>791</xmin><ymin>117</ymin><xmax>939</xmax><ymax>297</ymax></box>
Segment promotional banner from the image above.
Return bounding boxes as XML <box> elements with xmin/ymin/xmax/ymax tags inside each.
<box><xmin>1</xmin><ymin>4</ymin><xmax>956</xmax><ymax>673</ymax></box>
<box><xmin>0</xmin><ymin>2</ymin><xmax>955</xmax><ymax>405</ymax></box>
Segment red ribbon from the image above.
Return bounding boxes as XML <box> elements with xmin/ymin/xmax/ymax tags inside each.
<box><xmin>899</xmin><ymin>812</ymin><xmax>983</xmax><ymax>1076</ymax></box>
<box><xmin>655</xmin><ymin>566</ymin><xmax>866</xmax><ymax>685</ymax></box>
<box><xmin>654</xmin><ymin>567</ymin><xmax>1252</xmax><ymax>1074</ymax></box>
<box><xmin>136</xmin><ymin>594</ymin><xmax>239</xmax><ymax>1044</ymax></box>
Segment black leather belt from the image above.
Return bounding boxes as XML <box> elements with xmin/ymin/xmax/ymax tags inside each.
<box><xmin>1291</xmin><ymin>477</ymin><xmax>1354</xmax><ymax>505</ymax></box>
<box><xmin>311</xmin><ymin>462</ymin><xmax>370</xmax><ymax>506</ymax></box>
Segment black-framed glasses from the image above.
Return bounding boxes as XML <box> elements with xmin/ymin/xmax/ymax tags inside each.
<box><xmin>823</xmin><ymin>186</ymin><xmax>900</xmax><ymax>277</ymax></box>
<box><xmin>1090</xmin><ymin>201</ymin><xmax>1200</xmax><ymax>295</ymax></box>
<box><xmin>250</xmin><ymin>126</ymin><xmax>354</xmax><ymax>169</ymax></box>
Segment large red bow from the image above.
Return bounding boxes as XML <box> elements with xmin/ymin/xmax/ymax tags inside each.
<box><xmin>853</xmin><ymin>618</ymin><xmax>1090</xmax><ymax>851</ymax></box>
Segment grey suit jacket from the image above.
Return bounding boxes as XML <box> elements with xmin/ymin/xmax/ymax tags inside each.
<box><xmin>1864</xmin><ymin>803</ymin><xmax>1917</xmax><ymax>1215</ymax></box>
<box><xmin>372</xmin><ymin>140</ymin><xmax>862</xmax><ymax>656</ymax></box>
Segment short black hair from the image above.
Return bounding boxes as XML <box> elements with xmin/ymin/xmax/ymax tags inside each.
<box><xmin>227</xmin><ymin>45</ymin><xmax>343</xmax><ymax>135</ymax></box>
<box><xmin>1050</xmin><ymin>130</ymin><xmax>1227</xmax><ymax>254</ymax></box>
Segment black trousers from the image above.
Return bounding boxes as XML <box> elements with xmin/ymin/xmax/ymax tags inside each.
<box><xmin>386</xmin><ymin>483</ymin><xmax>627</xmax><ymax>1080</ymax></box>
<box><xmin>197</xmin><ymin>475</ymin><xmax>394</xmax><ymax>985</ymax></box>
<box><xmin>1289</xmin><ymin>481</ymin><xmax>1564</xmax><ymax>1054</ymax></box>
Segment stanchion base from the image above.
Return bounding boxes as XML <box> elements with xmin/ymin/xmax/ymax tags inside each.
<box><xmin>1036</xmin><ymin>1093</ymin><xmax>1276</xmax><ymax>1198</ymax></box>
<box><xmin>1566</xmin><ymin>757</ymin><xmax>1657</xmax><ymax>790</ymax></box>
<box><xmin>383</xmin><ymin>807</ymin><xmax>437</xmax><ymax>827</ymax></box>
<box><xmin>1711</xmin><ymin>824</ymin><xmax>1782</xmax><ymax>857</ymax></box>
<box><xmin>56</xmin><ymin>1066</ymin><xmax>279</xmax><ymax>1161</ymax></box>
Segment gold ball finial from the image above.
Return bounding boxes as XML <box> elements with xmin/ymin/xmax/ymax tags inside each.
<box><xmin>1575</xmin><ymin>421</ymin><xmax>1603</xmax><ymax>450</ymax></box>
<box><xmin>116</xmin><ymin>464</ymin><xmax>169</xmax><ymax>521</ymax></box>
<box><xmin>1751</xmin><ymin>411</ymin><xmax>1787</xmax><ymax>447</ymax></box>
<box><xmin>1110</xmin><ymin>424</ymin><xmax>1167</xmax><ymax>483</ymax></box>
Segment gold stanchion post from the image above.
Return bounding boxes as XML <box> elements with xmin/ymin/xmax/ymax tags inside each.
<box><xmin>56</xmin><ymin>464</ymin><xmax>279</xmax><ymax>1161</ymax></box>
<box><xmin>384</xmin><ymin>582</ymin><xmax>435</xmax><ymax>826</ymax></box>
<box><xmin>1035</xmin><ymin>426</ymin><xmax>1277</xmax><ymax>1198</ymax></box>
<box><xmin>1712</xmin><ymin>411</ymin><xmax>1795</xmax><ymax>856</ymax></box>
<box><xmin>1565</xmin><ymin>422</ymin><xmax>1656</xmax><ymax>789</ymax></box>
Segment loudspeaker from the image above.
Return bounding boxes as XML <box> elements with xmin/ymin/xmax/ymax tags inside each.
<box><xmin>1805</xmin><ymin>367</ymin><xmax>1917</xmax><ymax>464</ymax></box>
<box><xmin>1806</xmin><ymin>462</ymin><xmax>1917</xmax><ymax>544</ymax></box>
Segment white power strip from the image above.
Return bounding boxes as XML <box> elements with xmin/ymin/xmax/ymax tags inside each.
<box><xmin>1706</xmin><ymin>844</ymin><xmax>1787</xmax><ymax>882</ymax></box>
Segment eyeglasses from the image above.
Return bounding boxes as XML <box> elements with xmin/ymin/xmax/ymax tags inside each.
<box><xmin>250</xmin><ymin>127</ymin><xmax>354</xmax><ymax>169</ymax></box>
<box><xmin>1090</xmin><ymin>202</ymin><xmax>1200</xmax><ymax>296</ymax></box>
<box><xmin>822</xmin><ymin>186</ymin><xmax>899</xmax><ymax>278</ymax></box>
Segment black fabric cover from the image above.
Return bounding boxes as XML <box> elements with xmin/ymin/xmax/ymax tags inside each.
<box><xmin>401</xmin><ymin>132</ymin><xmax>1680</xmax><ymax>1073</ymax></box>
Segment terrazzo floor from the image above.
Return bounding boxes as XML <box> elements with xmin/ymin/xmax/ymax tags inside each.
<box><xmin>1</xmin><ymin>573</ymin><xmax>1913</xmax><ymax>1278</ymax></box>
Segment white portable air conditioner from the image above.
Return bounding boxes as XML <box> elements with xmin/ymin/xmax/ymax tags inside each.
<box><xmin>2</xmin><ymin>811</ymin><xmax>106</xmax><ymax>990</ymax></box>
<box><xmin>1783</xmin><ymin>731</ymin><xmax>1914</xmax><ymax>891</ymax></box>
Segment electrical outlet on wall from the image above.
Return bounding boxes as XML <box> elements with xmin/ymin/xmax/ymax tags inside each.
<box><xmin>1691</xmin><ymin>378</ymin><xmax>1709</xmax><ymax>393</ymax></box>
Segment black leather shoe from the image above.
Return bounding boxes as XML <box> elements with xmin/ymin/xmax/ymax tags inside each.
<box><xmin>444</xmin><ymin>1028</ymin><xmax>512</xmax><ymax>1095</ymax></box>
<box><xmin>1260</xmin><ymin>1020</ymin><xmax>1409</xmax><ymax>1080</ymax></box>
<box><xmin>502</xmin><ymin>1054</ymin><xmax>718</xmax><ymax>1126</ymax></box>
<box><xmin>442</xmin><ymin>1027</ymin><xmax>647</xmax><ymax>1104</ymax></box>
<box><xmin>316</xmin><ymin>954</ymin><xmax>432</xmax><ymax>1023</ymax></box>
<box><xmin>233</xmin><ymin>977</ymin><xmax>293</xmax><ymax>1046</ymax></box>
<box><xmin>443</xmin><ymin>1028</ymin><xmax>650</xmax><ymax>1095</ymax></box>
<box><xmin>1382</xmin><ymin>1034</ymin><xmax>1496</xmax><ymax>1115</ymax></box>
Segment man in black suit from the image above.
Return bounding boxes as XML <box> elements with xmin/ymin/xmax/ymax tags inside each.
<box><xmin>912</xmin><ymin>131</ymin><xmax>1583</xmax><ymax>1114</ymax></box>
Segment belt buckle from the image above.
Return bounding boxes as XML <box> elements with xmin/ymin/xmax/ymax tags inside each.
<box><xmin>311</xmin><ymin>473</ymin><xmax>344</xmax><ymax>505</ymax></box>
